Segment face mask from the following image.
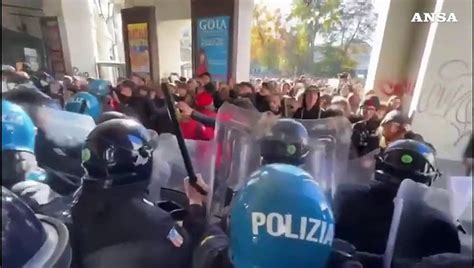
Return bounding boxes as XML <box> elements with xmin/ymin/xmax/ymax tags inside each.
<box><xmin>117</xmin><ymin>92</ymin><xmax>131</xmax><ymax>103</ymax></box>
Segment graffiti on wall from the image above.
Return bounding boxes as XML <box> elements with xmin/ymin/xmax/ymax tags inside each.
<box><xmin>416</xmin><ymin>59</ymin><xmax>472</xmax><ymax>147</ymax></box>
<box><xmin>72</xmin><ymin>67</ymin><xmax>90</xmax><ymax>78</ymax></box>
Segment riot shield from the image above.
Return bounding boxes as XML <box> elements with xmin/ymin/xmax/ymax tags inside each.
<box><xmin>24</xmin><ymin>104</ymin><xmax>96</xmax><ymax>194</ymax></box>
<box><xmin>32</xmin><ymin>105</ymin><xmax>95</xmax><ymax>148</ymax></box>
<box><xmin>344</xmin><ymin>149</ymin><xmax>380</xmax><ymax>185</ymax></box>
<box><xmin>209</xmin><ymin>102</ymin><xmax>353</xmax><ymax>222</ymax></box>
<box><xmin>149</xmin><ymin>133</ymin><xmax>215</xmax><ymax>204</ymax></box>
<box><xmin>448</xmin><ymin>176</ymin><xmax>473</xmax><ymax>254</ymax></box>
<box><xmin>384</xmin><ymin>179</ymin><xmax>457</xmax><ymax>267</ymax></box>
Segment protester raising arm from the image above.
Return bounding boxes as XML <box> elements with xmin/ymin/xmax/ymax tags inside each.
<box><xmin>177</xmin><ymin>101</ymin><xmax>216</xmax><ymax>128</ymax></box>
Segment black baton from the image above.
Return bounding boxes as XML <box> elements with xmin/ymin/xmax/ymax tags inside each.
<box><xmin>161</xmin><ymin>83</ymin><xmax>208</xmax><ymax>196</ymax></box>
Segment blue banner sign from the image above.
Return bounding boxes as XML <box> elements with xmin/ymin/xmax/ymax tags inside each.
<box><xmin>196</xmin><ymin>16</ymin><xmax>230</xmax><ymax>82</ymax></box>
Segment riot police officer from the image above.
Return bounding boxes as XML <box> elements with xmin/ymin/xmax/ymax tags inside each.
<box><xmin>2</xmin><ymin>100</ymin><xmax>45</xmax><ymax>188</ymax></box>
<box><xmin>334</xmin><ymin>139</ymin><xmax>460</xmax><ymax>259</ymax></box>
<box><xmin>2</xmin><ymin>100</ymin><xmax>69</xmax><ymax>216</ymax></box>
<box><xmin>65</xmin><ymin>91</ymin><xmax>102</xmax><ymax>121</ymax></box>
<box><xmin>4</xmin><ymin>87</ymin><xmax>87</xmax><ymax>195</ymax></box>
<box><xmin>260</xmin><ymin>118</ymin><xmax>310</xmax><ymax>166</ymax></box>
<box><xmin>192</xmin><ymin>163</ymin><xmax>363</xmax><ymax>268</ymax></box>
<box><xmin>2</xmin><ymin>186</ymin><xmax>72</xmax><ymax>268</ymax></box>
<box><xmin>87</xmin><ymin>79</ymin><xmax>111</xmax><ymax>100</ymax></box>
<box><xmin>70</xmin><ymin>118</ymin><xmax>191</xmax><ymax>268</ymax></box>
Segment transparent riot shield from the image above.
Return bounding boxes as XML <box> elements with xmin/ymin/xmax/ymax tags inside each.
<box><xmin>448</xmin><ymin>176</ymin><xmax>473</xmax><ymax>254</ymax></box>
<box><xmin>149</xmin><ymin>133</ymin><xmax>215</xmax><ymax>204</ymax></box>
<box><xmin>384</xmin><ymin>179</ymin><xmax>457</xmax><ymax>267</ymax></box>
<box><xmin>24</xmin><ymin>104</ymin><xmax>96</xmax><ymax>194</ymax></box>
<box><xmin>32</xmin><ymin>105</ymin><xmax>95</xmax><ymax>148</ymax></box>
<box><xmin>344</xmin><ymin>149</ymin><xmax>380</xmax><ymax>185</ymax></box>
<box><xmin>209</xmin><ymin>102</ymin><xmax>353</xmax><ymax>222</ymax></box>
<box><xmin>208</xmin><ymin>103</ymin><xmax>265</xmax><ymax>222</ymax></box>
<box><xmin>296</xmin><ymin>118</ymin><xmax>352</xmax><ymax>196</ymax></box>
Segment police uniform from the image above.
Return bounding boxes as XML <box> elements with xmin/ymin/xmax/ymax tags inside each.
<box><xmin>335</xmin><ymin>140</ymin><xmax>461</xmax><ymax>259</ymax></box>
<box><xmin>2</xmin><ymin>187</ymin><xmax>72</xmax><ymax>267</ymax></box>
<box><xmin>71</xmin><ymin>183</ymin><xmax>191</xmax><ymax>268</ymax></box>
<box><xmin>193</xmin><ymin>226</ymin><xmax>364</xmax><ymax>268</ymax></box>
<box><xmin>2</xmin><ymin>93</ymin><xmax>84</xmax><ymax>195</ymax></box>
<box><xmin>35</xmin><ymin>131</ymin><xmax>84</xmax><ymax>195</ymax></box>
<box><xmin>70</xmin><ymin>118</ymin><xmax>192</xmax><ymax>268</ymax></box>
<box><xmin>193</xmin><ymin>163</ymin><xmax>363</xmax><ymax>268</ymax></box>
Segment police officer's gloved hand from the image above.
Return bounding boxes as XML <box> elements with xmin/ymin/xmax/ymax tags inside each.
<box><xmin>353</xmin><ymin>251</ymin><xmax>384</xmax><ymax>268</ymax></box>
<box><xmin>327</xmin><ymin>239</ymin><xmax>363</xmax><ymax>268</ymax></box>
<box><xmin>11</xmin><ymin>180</ymin><xmax>61</xmax><ymax>208</ymax></box>
<box><xmin>156</xmin><ymin>200</ymin><xmax>188</xmax><ymax>221</ymax></box>
<box><xmin>184</xmin><ymin>174</ymin><xmax>209</xmax><ymax>206</ymax></box>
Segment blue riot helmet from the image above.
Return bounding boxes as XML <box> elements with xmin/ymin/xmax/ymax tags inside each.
<box><xmin>2</xmin><ymin>187</ymin><xmax>72</xmax><ymax>268</ymax></box>
<box><xmin>375</xmin><ymin>139</ymin><xmax>441</xmax><ymax>186</ymax></box>
<box><xmin>64</xmin><ymin>91</ymin><xmax>102</xmax><ymax>120</ymax></box>
<box><xmin>2</xmin><ymin>100</ymin><xmax>37</xmax><ymax>153</ymax></box>
<box><xmin>1</xmin><ymin>101</ymin><xmax>46</xmax><ymax>189</ymax></box>
<box><xmin>81</xmin><ymin>118</ymin><xmax>158</xmax><ymax>188</ymax></box>
<box><xmin>260</xmin><ymin>118</ymin><xmax>310</xmax><ymax>166</ymax></box>
<box><xmin>229</xmin><ymin>164</ymin><xmax>334</xmax><ymax>268</ymax></box>
<box><xmin>88</xmin><ymin>79</ymin><xmax>111</xmax><ymax>98</ymax></box>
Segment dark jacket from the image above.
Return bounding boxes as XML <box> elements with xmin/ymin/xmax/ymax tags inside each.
<box><xmin>334</xmin><ymin>180</ymin><xmax>460</xmax><ymax>257</ymax></box>
<box><xmin>292</xmin><ymin>90</ymin><xmax>326</xmax><ymax>119</ymax></box>
<box><xmin>203</xmin><ymin>82</ymin><xmax>224</xmax><ymax>110</ymax></box>
<box><xmin>71</xmin><ymin>183</ymin><xmax>192</xmax><ymax>268</ymax></box>
<box><xmin>351</xmin><ymin>118</ymin><xmax>381</xmax><ymax>158</ymax></box>
<box><xmin>255</xmin><ymin>93</ymin><xmax>270</xmax><ymax>113</ymax></box>
<box><xmin>115</xmin><ymin>96</ymin><xmax>153</xmax><ymax>126</ymax></box>
<box><xmin>191</xmin><ymin>111</ymin><xmax>216</xmax><ymax>128</ymax></box>
<box><xmin>293</xmin><ymin>105</ymin><xmax>325</xmax><ymax>119</ymax></box>
<box><xmin>192</xmin><ymin>225</ymin><xmax>365</xmax><ymax>268</ymax></box>
<box><xmin>212</xmin><ymin>91</ymin><xmax>224</xmax><ymax>110</ymax></box>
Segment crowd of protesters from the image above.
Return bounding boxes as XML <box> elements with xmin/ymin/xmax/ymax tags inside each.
<box><xmin>80</xmin><ymin>71</ymin><xmax>425</xmax><ymax>159</ymax></box>
<box><xmin>0</xmin><ymin>64</ymin><xmax>440</xmax><ymax>160</ymax></box>
<box><xmin>6</xmin><ymin>63</ymin><xmax>473</xmax><ymax>174</ymax></box>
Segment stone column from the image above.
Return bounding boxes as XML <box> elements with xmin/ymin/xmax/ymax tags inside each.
<box><xmin>410</xmin><ymin>0</ymin><xmax>472</xmax><ymax>162</ymax></box>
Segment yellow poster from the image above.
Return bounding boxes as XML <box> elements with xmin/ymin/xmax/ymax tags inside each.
<box><xmin>127</xmin><ymin>23</ymin><xmax>150</xmax><ymax>74</ymax></box>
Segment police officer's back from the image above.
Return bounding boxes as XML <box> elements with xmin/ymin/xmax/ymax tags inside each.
<box><xmin>70</xmin><ymin>118</ymin><xmax>191</xmax><ymax>268</ymax></box>
<box><xmin>334</xmin><ymin>139</ymin><xmax>461</xmax><ymax>257</ymax></box>
<box><xmin>194</xmin><ymin>164</ymin><xmax>363</xmax><ymax>268</ymax></box>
